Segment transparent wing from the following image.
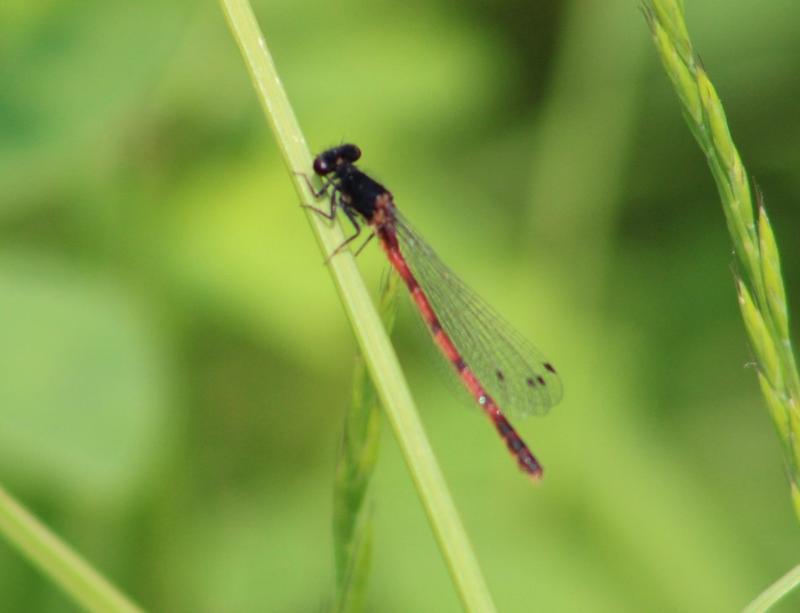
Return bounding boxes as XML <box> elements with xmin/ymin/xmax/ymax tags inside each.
<box><xmin>392</xmin><ymin>211</ymin><xmax>562</xmax><ymax>418</ymax></box>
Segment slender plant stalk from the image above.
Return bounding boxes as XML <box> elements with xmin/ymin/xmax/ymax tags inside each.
<box><xmin>333</xmin><ymin>273</ymin><xmax>399</xmax><ymax>613</ymax></box>
<box><xmin>0</xmin><ymin>485</ymin><xmax>143</xmax><ymax>613</ymax></box>
<box><xmin>643</xmin><ymin>0</ymin><xmax>800</xmax><ymax>512</ymax></box>
<box><xmin>743</xmin><ymin>564</ymin><xmax>800</xmax><ymax>613</ymax></box>
<box><xmin>217</xmin><ymin>1</ymin><xmax>497</xmax><ymax>611</ymax></box>
<box><xmin>643</xmin><ymin>2</ymin><xmax>800</xmax><ymax>609</ymax></box>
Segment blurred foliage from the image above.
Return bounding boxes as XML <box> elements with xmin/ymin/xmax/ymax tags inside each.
<box><xmin>333</xmin><ymin>272</ymin><xmax>399</xmax><ymax>612</ymax></box>
<box><xmin>1</xmin><ymin>0</ymin><xmax>800</xmax><ymax>611</ymax></box>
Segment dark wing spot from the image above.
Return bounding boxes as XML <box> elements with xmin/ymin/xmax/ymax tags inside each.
<box><xmin>496</xmin><ymin>369</ymin><xmax>505</xmax><ymax>382</ymax></box>
<box><xmin>537</xmin><ymin>375</ymin><xmax>546</xmax><ymax>386</ymax></box>
<box><xmin>544</xmin><ymin>362</ymin><xmax>556</xmax><ymax>373</ymax></box>
<box><xmin>526</xmin><ymin>377</ymin><xmax>536</xmax><ymax>387</ymax></box>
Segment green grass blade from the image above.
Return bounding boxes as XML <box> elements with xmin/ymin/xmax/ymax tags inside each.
<box><xmin>743</xmin><ymin>563</ymin><xmax>800</xmax><ymax>613</ymax></box>
<box><xmin>642</xmin><ymin>0</ymin><xmax>800</xmax><ymax>519</ymax></box>
<box><xmin>0</xmin><ymin>484</ymin><xmax>143</xmax><ymax>613</ymax></box>
<box><xmin>644</xmin><ymin>4</ymin><xmax>800</xmax><ymax>606</ymax></box>
<box><xmin>218</xmin><ymin>1</ymin><xmax>497</xmax><ymax>610</ymax></box>
<box><xmin>333</xmin><ymin>273</ymin><xmax>400</xmax><ymax>613</ymax></box>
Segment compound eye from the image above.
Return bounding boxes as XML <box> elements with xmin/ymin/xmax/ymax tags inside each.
<box><xmin>313</xmin><ymin>156</ymin><xmax>330</xmax><ymax>175</ymax></box>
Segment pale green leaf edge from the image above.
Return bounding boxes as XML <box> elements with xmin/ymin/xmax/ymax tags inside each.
<box><xmin>743</xmin><ymin>564</ymin><xmax>800</xmax><ymax>613</ymax></box>
<box><xmin>0</xmin><ymin>485</ymin><xmax>143</xmax><ymax>613</ymax></box>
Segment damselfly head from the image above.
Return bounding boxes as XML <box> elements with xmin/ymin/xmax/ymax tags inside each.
<box><xmin>313</xmin><ymin>144</ymin><xmax>362</xmax><ymax>176</ymax></box>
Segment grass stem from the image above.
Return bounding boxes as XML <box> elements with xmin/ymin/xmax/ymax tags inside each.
<box><xmin>0</xmin><ymin>484</ymin><xmax>142</xmax><ymax>613</ymax></box>
<box><xmin>218</xmin><ymin>1</ymin><xmax>497</xmax><ymax>610</ymax></box>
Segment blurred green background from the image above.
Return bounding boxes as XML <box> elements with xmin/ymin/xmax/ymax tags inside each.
<box><xmin>2</xmin><ymin>1</ymin><xmax>800</xmax><ymax>611</ymax></box>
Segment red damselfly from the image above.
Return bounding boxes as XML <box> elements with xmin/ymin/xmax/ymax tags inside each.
<box><xmin>305</xmin><ymin>144</ymin><xmax>562</xmax><ymax>479</ymax></box>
